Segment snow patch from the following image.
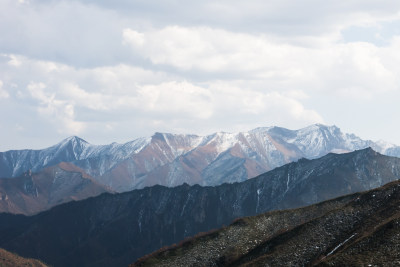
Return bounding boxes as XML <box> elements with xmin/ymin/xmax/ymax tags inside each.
<box><xmin>327</xmin><ymin>233</ymin><xmax>357</xmax><ymax>256</ymax></box>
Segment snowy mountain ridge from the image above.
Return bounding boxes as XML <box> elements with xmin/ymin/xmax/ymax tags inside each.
<box><xmin>0</xmin><ymin>135</ymin><xmax>151</xmax><ymax>177</ymax></box>
<box><xmin>1</xmin><ymin>124</ymin><xmax>399</xmax><ymax>191</ymax></box>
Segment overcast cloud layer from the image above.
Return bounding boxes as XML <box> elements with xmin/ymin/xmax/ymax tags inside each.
<box><xmin>1</xmin><ymin>0</ymin><xmax>400</xmax><ymax>150</ymax></box>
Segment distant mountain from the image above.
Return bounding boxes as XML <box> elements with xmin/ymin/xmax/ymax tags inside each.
<box><xmin>0</xmin><ymin>162</ymin><xmax>111</xmax><ymax>214</ymax></box>
<box><xmin>0</xmin><ymin>136</ymin><xmax>149</xmax><ymax>178</ymax></box>
<box><xmin>1</xmin><ymin>124</ymin><xmax>400</xmax><ymax>192</ymax></box>
<box><xmin>132</xmin><ymin>179</ymin><xmax>400</xmax><ymax>266</ymax></box>
<box><xmin>0</xmin><ymin>148</ymin><xmax>399</xmax><ymax>266</ymax></box>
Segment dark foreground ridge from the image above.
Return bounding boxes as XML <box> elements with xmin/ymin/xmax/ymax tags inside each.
<box><xmin>0</xmin><ymin>148</ymin><xmax>399</xmax><ymax>266</ymax></box>
<box><xmin>132</xmin><ymin>179</ymin><xmax>400</xmax><ymax>266</ymax></box>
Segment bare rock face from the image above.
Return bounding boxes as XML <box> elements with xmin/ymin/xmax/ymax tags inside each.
<box><xmin>132</xmin><ymin>179</ymin><xmax>400</xmax><ymax>267</ymax></box>
<box><xmin>2</xmin><ymin>124</ymin><xmax>400</xmax><ymax>192</ymax></box>
<box><xmin>0</xmin><ymin>148</ymin><xmax>399</xmax><ymax>266</ymax></box>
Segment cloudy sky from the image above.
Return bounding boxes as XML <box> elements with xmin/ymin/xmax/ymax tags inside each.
<box><xmin>1</xmin><ymin>0</ymin><xmax>400</xmax><ymax>150</ymax></box>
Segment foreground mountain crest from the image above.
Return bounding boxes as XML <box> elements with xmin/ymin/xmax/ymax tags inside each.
<box><xmin>132</xmin><ymin>179</ymin><xmax>400</xmax><ymax>266</ymax></box>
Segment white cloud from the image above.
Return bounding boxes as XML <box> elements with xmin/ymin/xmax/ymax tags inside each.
<box><xmin>69</xmin><ymin>1</ymin><xmax>400</xmax><ymax>39</ymax></box>
<box><xmin>59</xmin><ymin>83</ymin><xmax>112</xmax><ymax>111</ymax></box>
<box><xmin>122</xmin><ymin>29</ymin><xmax>145</xmax><ymax>47</ymax></box>
<box><xmin>2</xmin><ymin>0</ymin><xmax>400</xmax><ymax>149</ymax></box>
<box><xmin>0</xmin><ymin>0</ymin><xmax>134</xmax><ymax>67</ymax></box>
<box><xmin>123</xmin><ymin>26</ymin><xmax>299</xmax><ymax>73</ymax></box>
<box><xmin>0</xmin><ymin>80</ymin><xmax>9</xmax><ymax>99</ymax></box>
<box><xmin>2</xmin><ymin>0</ymin><xmax>400</xmax><ymax>68</ymax></box>
<box><xmin>136</xmin><ymin>81</ymin><xmax>214</xmax><ymax>119</ymax></box>
<box><xmin>7</xmin><ymin>54</ymin><xmax>22</xmax><ymax>67</ymax></box>
<box><xmin>207</xmin><ymin>83</ymin><xmax>323</xmax><ymax>128</ymax></box>
<box><xmin>0</xmin><ymin>53</ymin><xmax>323</xmax><ymax>145</ymax></box>
<box><xmin>123</xmin><ymin>26</ymin><xmax>399</xmax><ymax>99</ymax></box>
<box><xmin>315</xmin><ymin>42</ymin><xmax>397</xmax><ymax>98</ymax></box>
<box><xmin>27</xmin><ymin>82</ymin><xmax>85</xmax><ymax>135</ymax></box>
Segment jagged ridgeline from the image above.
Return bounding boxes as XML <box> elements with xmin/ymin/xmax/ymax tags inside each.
<box><xmin>2</xmin><ymin>124</ymin><xmax>400</xmax><ymax>193</ymax></box>
<box><xmin>0</xmin><ymin>148</ymin><xmax>399</xmax><ymax>266</ymax></box>
<box><xmin>132</xmin><ymin>180</ymin><xmax>400</xmax><ymax>266</ymax></box>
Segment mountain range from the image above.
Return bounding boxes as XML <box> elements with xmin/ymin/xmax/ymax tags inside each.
<box><xmin>1</xmin><ymin>124</ymin><xmax>400</xmax><ymax>195</ymax></box>
<box><xmin>0</xmin><ymin>148</ymin><xmax>399</xmax><ymax>266</ymax></box>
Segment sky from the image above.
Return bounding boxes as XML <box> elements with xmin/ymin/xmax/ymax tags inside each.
<box><xmin>1</xmin><ymin>0</ymin><xmax>400</xmax><ymax>150</ymax></box>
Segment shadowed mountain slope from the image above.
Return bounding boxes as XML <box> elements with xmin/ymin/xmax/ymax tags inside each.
<box><xmin>0</xmin><ymin>162</ymin><xmax>111</xmax><ymax>214</ymax></box>
<box><xmin>132</xmin><ymin>180</ymin><xmax>400</xmax><ymax>266</ymax></box>
<box><xmin>0</xmin><ymin>148</ymin><xmax>399</xmax><ymax>266</ymax></box>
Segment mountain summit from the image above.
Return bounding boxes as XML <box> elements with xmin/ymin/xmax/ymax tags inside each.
<box><xmin>1</xmin><ymin>124</ymin><xmax>399</xmax><ymax>191</ymax></box>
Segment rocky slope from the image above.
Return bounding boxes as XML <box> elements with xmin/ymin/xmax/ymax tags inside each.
<box><xmin>0</xmin><ymin>148</ymin><xmax>399</xmax><ymax>266</ymax></box>
<box><xmin>2</xmin><ymin>124</ymin><xmax>400</xmax><ymax>192</ymax></box>
<box><xmin>132</xmin><ymin>180</ymin><xmax>400</xmax><ymax>266</ymax></box>
<box><xmin>0</xmin><ymin>162</ymin><xmax>111</xmax><ymax>214</ymax></box>
<box><xmin>0</xmin><ymin>248</ymin><xmax>48</xmax><ymax>267</ymax></box>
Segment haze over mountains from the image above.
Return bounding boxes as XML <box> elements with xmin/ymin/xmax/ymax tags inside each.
<box><xmin>1</xmin><ymin>124</ymin><xmax>400</xmax><ymax>194</ymax></box>
<box><xmin>0</xmin><ymin>148</ymin><xmax>399</xmax><ymax>266</ymax></box>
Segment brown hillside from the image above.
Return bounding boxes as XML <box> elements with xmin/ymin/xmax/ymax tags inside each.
<box><xmin>0</xmin><ymin>248</ymin><xmax>48</xmax><ymax>267</ymax></box>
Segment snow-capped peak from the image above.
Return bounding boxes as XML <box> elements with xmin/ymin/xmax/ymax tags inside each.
<box><xmin>207</xmin><ymin>131</ymin><xmax>240</xmax><ymax>154</ymax></box>
<box><xmin>2</xmin><ymin>124</ymin><xmax>400</xmax><ymax>191</ymax></box>
<box><xmin>54</xmin><ymin>136</ymin><xmax>90</xmax><ymax>151</ymax></box>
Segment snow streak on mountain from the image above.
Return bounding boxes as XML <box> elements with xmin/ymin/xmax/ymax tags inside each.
<box><xmin>1</xmin><ymin>124</ymin><xmax>399</xmax><ymax>191</ymax></box>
